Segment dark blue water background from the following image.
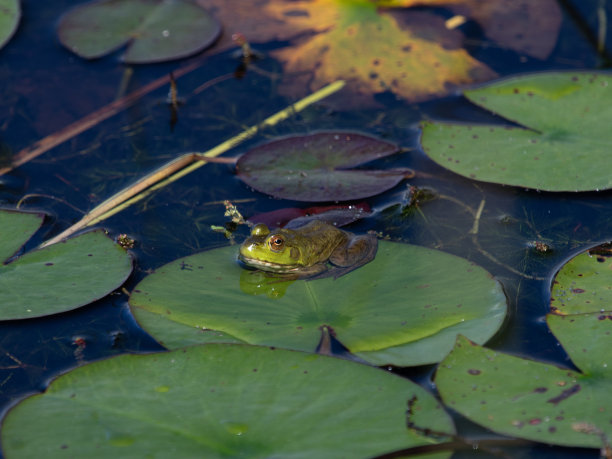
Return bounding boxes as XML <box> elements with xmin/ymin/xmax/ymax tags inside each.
<box><xmin>0</xmin><ymin>1</ymin><xmax>611</xmax><ymax>457</ymax></box>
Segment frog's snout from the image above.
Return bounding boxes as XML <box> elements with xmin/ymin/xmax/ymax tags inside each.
<box><xmin>239</xmin><ymin>242</ymin><xmax>258</xmax><ymax>257</ymax></box>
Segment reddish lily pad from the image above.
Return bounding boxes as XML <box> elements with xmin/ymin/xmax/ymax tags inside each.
<box><xmin>57</xmin><ymin>0</ymin><xmax>221</xmax><ymax>63</ymax></box>
<box><xmin>236</xmin><ymin>132</ymin><xmax>405</xmax><ymax>202</ymax></box>
<box><xmin>249</xmin><ymin>203</ymin><xmax>372</xmax><ymax>229</ymax></box>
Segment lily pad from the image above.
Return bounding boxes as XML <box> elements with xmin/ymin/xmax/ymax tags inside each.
<box><xmin>132</xmin><ymin>308</ymin><xmax>245</xmax><ymax>349</ymax></box>
<box><xmin>249</xmin><ymin>203</ymin><xmax>372</xmax><ymax>229</ymax></box>
<box><xmin>551</xmin><ymin>242</ymin><xmax>612</xmax><ymax>315</ymax></box>
<box><xmin>0</xmin><ymin>209</ymin><xmax>132</xmax><ymax>319</ymax></box>
<box><xmin>421</xmin><ymin>72</ymin><xmax>612</xmax><ymax>192</ymax></box>
<box><xmin>435</xmin><ymin>242</ymin><xmax>612</xmax><ymax>447</ymax></box>
<box><xmin>57</xmin><ymin>0</ymin><xmax>221</xmax><ymax>63</ymax></box>
<box><xmin>436</xmin><ymin>311</ymin><xmax>612</xmax><ymax>449</ymax></box>
<box><xmin>129</xmin><ymin>240</ymin><xmax>507</xmax><ymax>366</ymax></box>
<box><xmin>2</xmin><ymin>344</ymin><xmax>455</xmax><ymax>458</ymax></box>
<box><xmin>236</xmin><ymin>132</ymin><xmax>406</xmax><ymax>202</ymax></box>
<box><xmin>0</xmin><ymin>209</ymin><xmax>42</xmax><ymax>262</ymax></box>
<box><xmin>0</xmin><ymin>0</ymin><xmax>20</xmax><ymax>50</ymax></box>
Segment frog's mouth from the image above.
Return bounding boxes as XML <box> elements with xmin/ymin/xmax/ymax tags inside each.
<box><xmin>238</xmin><ymin>254</ymin><xmax>302</xmax><ymax>273</ymax></box>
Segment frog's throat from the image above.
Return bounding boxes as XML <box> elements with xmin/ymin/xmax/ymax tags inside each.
<box><xmin>239</xmin><ymin>255</ymin><xmax>303</xmax><ymax>273</ymax></box>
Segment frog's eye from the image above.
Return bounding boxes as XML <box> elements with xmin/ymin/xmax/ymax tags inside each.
<box><xmin>268</xmin><ymin>235</ymin><xmax>285</xmax><ymax>252</ymax></box>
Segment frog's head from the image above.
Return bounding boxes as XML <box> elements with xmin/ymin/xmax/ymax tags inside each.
<box><xmin>238</xmin><ymin>223</ymin><xmax>303</xmax><ymax>273</ymax></box>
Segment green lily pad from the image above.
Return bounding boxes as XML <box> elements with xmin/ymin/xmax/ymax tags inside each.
<box><xmin>132</xmin><ymin>308</ymin><xmax>245</xmax><ymax>349</ymax></box>
<box><xmin>0</xmin><ymin>209</ymin><xmax>43</xmax><ymax>262</ymax></box>
<box><xmin>436</xmin><ymin>311</ymin><xmax>612</xmax><ymax>449</ymax></box>
<box><xmin>236</xmin><ymin>132</ymin><xmax>406</xmax><ymax>202</ymax></box>
<box><xmin>57</xmin><ymin>0</ymin><xmax>221</xmax><ymax>63</ymax></box>
<box><xmin>0</xmin><ymin>0</ymin><xmax>19</xmax><ymax>50</ymax></box>
<box><xmin>0</xmin><ymin>209</ymin><xmax>132</xmax><ymax>319</ymax></box>
<box><xmin>2</xmin><ymin>344</ymin><xmax>455</xmax><ymax>458</ymax></box>
<box><xmin>551</xmin><ymin>242</ymin><xmax>612</xmax><ymax>315</ymax></box>
<box><xmin>129</xmin><ymin>240</ymin><xmax>507</xmax><ymax>366</ymax></box>
<box><xmin>421</xmin><ymin>72</ymin><xmax>612</xmax><ymax>192</ymax></box>
<box><xmin>435</xmin><ymin>242</ymin><xmax>612</xmax><ymax>447</ymax></box>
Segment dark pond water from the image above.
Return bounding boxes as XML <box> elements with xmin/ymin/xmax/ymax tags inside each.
<box><xmin>1</xmin><ymin>1</ymin><xmax>611</xmax><ymax>457</ymax></box>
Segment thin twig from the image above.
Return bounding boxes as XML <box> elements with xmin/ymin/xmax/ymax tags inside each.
<box><xmin>436</xmin><ymin>194</ymin><xmax>477</xmax><ymax>217</ymax></box>
<box><xmin>16</xmin><ymin>194</ymin><xmax>84</xmax><ymax>214</ymax></box>
<box><xmin>0</xmin><ymin>58</ymin><xmax>208</xmax><ymax>176</ymax></box>
<box><xmin>469</xmin><ymin>198</ymin><xmax>486</xmax><ymax>234</ymax></box>
<box><xmin>40</xmin><ymin>80</ymin><xmax>346</xmax><ymax>247</ymax></box>
<box><xmin>471</xmin><ymin>233</ymin><xmax>545</xmax><ymax>281</ymax></box>
<box><xmin>193</xmin><ymin>73</ymin><xmax>235</xmax><ymax>94</ymax></box>
<box><xmin>437</xmin><ymin>195</ymin><xmax>545</xmax><ymax>280</ymax></box>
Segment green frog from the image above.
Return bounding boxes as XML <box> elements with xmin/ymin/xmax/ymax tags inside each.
<box><xmin>238</xmin><ymin>220</ymin><xmax>377</xmax><ymax>279</ymax></box>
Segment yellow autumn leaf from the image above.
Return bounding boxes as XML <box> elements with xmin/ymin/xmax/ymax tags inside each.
<box><xmin>264</xmin><ymin>0</ymin><xmax>496</xmax><ymax>105</ymax></box>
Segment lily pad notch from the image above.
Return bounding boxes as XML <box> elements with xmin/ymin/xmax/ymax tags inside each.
<box><xmin>129</xmin><ymin>240</ymin><xmax>507</xmax><ymax>367</ymax></box>
<box><xmin>0</xmin><ymin>209</ymin><xmax>133</xmax><ymax>320</ymax></box>
<box><xmin>420</xmin><ymin>72</ymin><xmax>612</xmax><ymax>192</ymax></box>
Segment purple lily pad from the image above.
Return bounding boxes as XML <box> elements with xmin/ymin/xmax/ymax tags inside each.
<box><xmin>236</xmin><ymin>132</ymin><xmax>404</xmax><ymax>202</ymax></box>
<box><xmin>248</xmin><ymin>203</ymin><xmax>372</xmax><ymax>228</ymax></box>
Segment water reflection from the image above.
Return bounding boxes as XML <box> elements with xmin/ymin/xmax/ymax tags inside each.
<box><xmin>239</xmin><ymin>268</ymin><xmax>293</xmax><ymax>298</ymax></box>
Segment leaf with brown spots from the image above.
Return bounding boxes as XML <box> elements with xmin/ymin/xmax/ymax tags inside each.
<box><xmin>437</xmin><ymin>314</ymin><xmax>612</xmax><ymax>449</ymax></box>
<box><xmin>421</xmin><ymin>72</ymin><xmax>612</xmax><ymax>192</ymax></box>
<box><xmin>261</xmin><ymin>0</ymin><xmax>496</xmax><ymax>106</ymax></box>
<box><xmin>550</xmin><ymin>241</ymin><xmax>612</xmax><ymax>315</ymax></box>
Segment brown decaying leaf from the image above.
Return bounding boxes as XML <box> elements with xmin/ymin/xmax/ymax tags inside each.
<box><xmin>377</xmin><ymin>0</ymin><xmax>562</xmax><ymax>60</ymax></box>
<box><xmin>197</xmin><ymin>0</ymin><xmax>312</xmax><ymax>53</ymax></box>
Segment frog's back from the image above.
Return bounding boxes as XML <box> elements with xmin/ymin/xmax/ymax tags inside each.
<box><xmin>284</xmin><ymin>220</ymin><xmax>347</xmax><ymax>266</ymax></box>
